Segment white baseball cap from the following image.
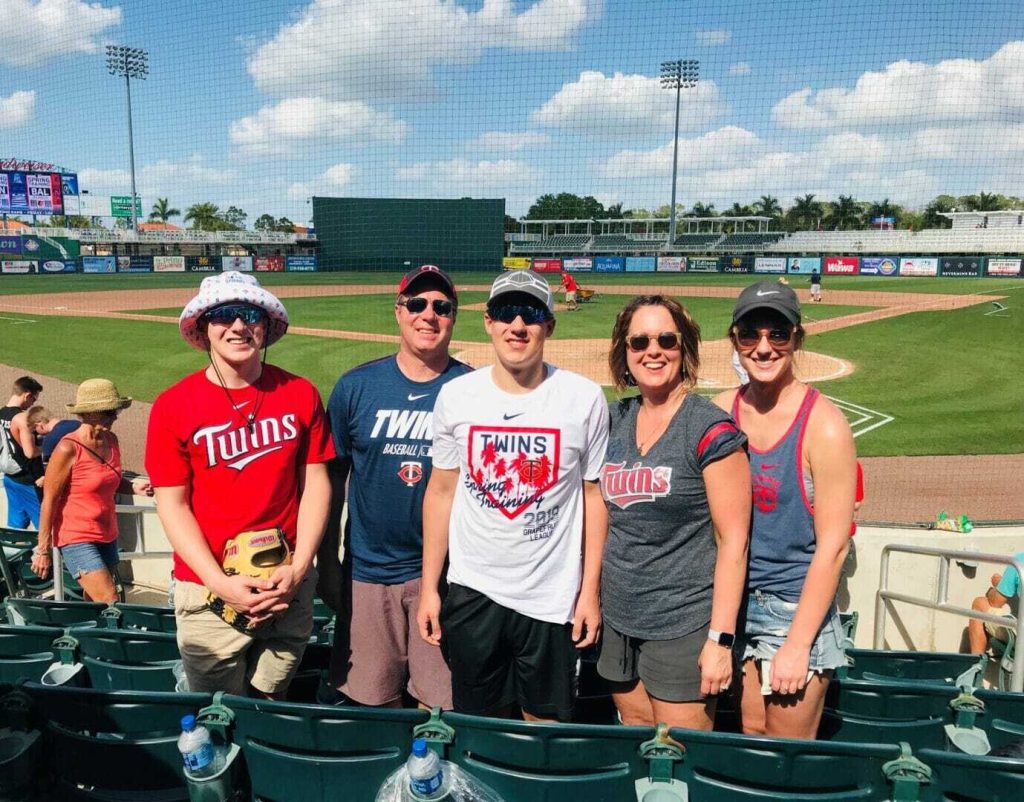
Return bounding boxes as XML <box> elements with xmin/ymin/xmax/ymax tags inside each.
<box><xmin>488</xmin><ymin>270</ymin><xmax>554</xmax><ymax>315</ymax></box>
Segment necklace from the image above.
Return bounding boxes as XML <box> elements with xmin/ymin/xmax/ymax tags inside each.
<box><xmin>635</xmin><ymin>391</ymin><xmax>686</xmax><ymax>456</ymax></box>
<box><xmin>209</xmin><ymin>359</ymin><xmax>264</xmax><ymax>433</ymax></box>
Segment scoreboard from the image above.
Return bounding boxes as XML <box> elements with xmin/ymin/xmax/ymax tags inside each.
<box><xmin>0</xmin><ymin>170</ymin><xmax>78</xmax><ymax>215</ymax></box>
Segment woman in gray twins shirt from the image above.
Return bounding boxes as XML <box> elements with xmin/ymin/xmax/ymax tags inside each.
<box><xmin>597</xmin><ymin>295</ymin><xmax>751</xmax><ymax>730</ymax></box>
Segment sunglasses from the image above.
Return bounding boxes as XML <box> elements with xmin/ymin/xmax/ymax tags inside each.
<box><xmin>397</xmin><ymin>297</ymin><xmax>454</xmax><ymax>318</ymax></box>
<box><xmin>627</xmin><ymin>332</ymin><xmax>682</xmax><ymax>352</ymax></box>
<box><xmin>735</xmin><ymin>326</ymin><xmax>794</xmax><ymax>349</ymax></box>
<box><xmin>204</xmin><ymin>304</ymin><xmax>266</xmax><ymax>326</ymax></box>
<box><xmin>487</xmin><ymin>303</ymin><xmax>551</xmax><ymax>325</ymax></box>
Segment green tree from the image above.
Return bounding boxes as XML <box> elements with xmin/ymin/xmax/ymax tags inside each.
<box><xmin>605</xmin><ymin>202</ymin><xmax>624</xmax><ymax>219</ymax></box>
<box><xmin>184</xmin><ymin>202</ymin><xmax>222</xmax><ymax>231</ymax></box>
<box><xmin>253</xmin><ymin>213</ymin><xmax>277</xmax><ymax>232</ymax></box>
<box><xmin>275</xmin><ymin>216</ymin><xmax>296</xmax><ymax>233</ymax></box>
<box><xmin>525</xmin><ymin>193</ymin><xmax>605</xmax><ymax>220</ymax></box>
<box><xmin>503</xmin><ymin>214</ymin><xmax>520</xmax><ymax>233</ymax></box>
<box><xmin>725</xmin><ymin>202</ymin><xmax>753</xmax><ymax>231</ymax></box>
<box><xmin>922</xmin><ymin>194</ymin><xmax>956</xmax><ymax>228</ymax></box>
<box><xmin>222</xmin><ymin>206</ymin><xmax>248</xmax><ymax>230</ymax></box>
<box><xmin>754</xmin><ymin>194</ymin><xmax>783</xmax><ymax>219</ymax></box>
<box><xmin>961</xmin><ymin>191</ymin><xmax>1001</xmax><ymax>211</ymax></box>
<box><xmin>689</xmin><ymin>202</ymin><xmax>716</xmax><ymax>217</ymax></box>
<box><xmin>824</xmin><ymin>195</ymin><xmax>861</xmax><ymax>230</ymax></box>
<box><xmin>149</xmin><ymin>197</ymin><xmax>180</xmax><ymax>223</ymax></box>
<box><xmin>787</xmin><ymin>194</ymin><xmax>823</xmax><ymax>230</ymax></box>
<box><xmin>864</xmin><ymin>198</ymin><xmax>903</xmax><ymax>228</ymax></box>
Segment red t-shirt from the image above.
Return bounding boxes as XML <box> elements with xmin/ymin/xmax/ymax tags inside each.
<box><xmin>850</xmin><ymin>460</ymin><xmax>864</xmax><ymax>536</ymax></box>
<box><xmin>145</xmin><ymin>364</ymin><xmax>335</xmax><ymax>584</ymax></box>
<box><xmin>561</xmin><ymin>273</ymin><xmax>578</xmax><ymax>292</ymax></box>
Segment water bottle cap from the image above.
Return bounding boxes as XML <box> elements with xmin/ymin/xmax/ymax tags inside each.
<box><xmin>411</xmin><ymin>738</ymin><xmax>428</xmax><ymax>757</ymax></box>
<box><xmin>181</xmin><ymin>715</ymin><xmax>196</xmax><ymax>732</ymax></box>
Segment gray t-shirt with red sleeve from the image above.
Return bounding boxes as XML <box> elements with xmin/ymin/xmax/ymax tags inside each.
<box><xmin>599</xmin><ymin>393</ymin><xmax>747</xmax><ymax>640</ymax></box>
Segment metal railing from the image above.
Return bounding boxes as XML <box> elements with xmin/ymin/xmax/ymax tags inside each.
<box><xmin>874</xmin><ymin>543</ymin><xmax>1024</xmax><ymax>691</ymax></box>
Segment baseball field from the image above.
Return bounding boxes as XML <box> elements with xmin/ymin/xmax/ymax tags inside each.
<box><xmin>0</xmin><ymin>271</ymin><xmax>1020</xmax><ymax>524</ymax></box>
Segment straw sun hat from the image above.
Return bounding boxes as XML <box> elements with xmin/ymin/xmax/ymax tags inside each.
<box><xmin>66</xmin><ymin>379</ymin><xmax>133</xmax><ymax>414</ymax></box>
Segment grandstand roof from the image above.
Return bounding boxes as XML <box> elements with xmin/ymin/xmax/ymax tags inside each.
<box><xmin>0</xmin><ymin>220</ymin><xmax>32</xmax><ymax>231</ymax></box>
<box><xmin>138</xmin><ymin>222</ymin><xmax>184</xmax><ymax>232</ymax></box>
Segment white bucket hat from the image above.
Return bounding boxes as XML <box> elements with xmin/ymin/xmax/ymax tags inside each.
<box><xmin>179</xmin><ymin>271</ymin><xmax>289</xmax><ymax>350</ymax></box>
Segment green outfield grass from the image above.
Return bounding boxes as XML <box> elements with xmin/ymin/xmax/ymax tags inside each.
<box><xmin>132</xmin><ymin>292</ymin><xmax>873</xmax><ymax>343</ymax></box>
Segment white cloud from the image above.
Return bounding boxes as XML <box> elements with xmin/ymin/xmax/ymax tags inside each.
<box><xmin>395</xmin><ymin>158</ymin><xmax>539</xmax><ymax>189</ymax></box>
<box><xmin>696</xmin><ymin>29</ymin><xmax>730</xmax><ymax>46</ymax></box>
<box><xmin>230</xmin><ymin>97</ymin><xmax>407</xmax><ymax>157</ymax></box>
<box><xmin>531</xmin><ymin>70</ymin><xmax>723</xmax><ymax>135</ymax></box>
<box><xmin>248</xmin><ymin>0</ymin><xmax>598</xmax><ymax>101</ymax></box>
<box><xmin>79</xmin><ymin>156</ymin><xmax>232</xmax><ymax>198</ymax></box>
<box><xmin>0</xmin><ymin>90</ymin><xmax>36</xmax><ymax>128</ymax></box>
<box><xmin>772</xmin><ymin>41</ymin><xmax>1024</xmax><ymax>129</ymax></box>
<box><xmin>728</xmin><ymin>62</ymin><xmax>751</xmax><ymax>77</ymax></box>
<box><xmin>601</xmin><ymin>126</ymin><xmax>763</xmax><ymax>178</ymax></box>
<box><xmin>467</xmin><ymin>131</ymin><xmax>551</xmax><ymax>152</ymax></box>
<box><xmin>0</xmin><ymin>0</ymin><xmax>121</xmax><ymax>67</ymax></box>
<box><xmin>288</xmin><ymin>163</ymin><xmax>357</xmax><ymax>200</ymax></box>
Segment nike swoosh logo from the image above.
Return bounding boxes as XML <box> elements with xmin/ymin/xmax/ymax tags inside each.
<box><xmin>226</xmin><ymin>445</ymin><xmax>284</xmax><ymax>471</ymax></box>
<box><xmin>756</xmin><ymin>290</ymin><xmax>779</xmax><ymax>297</ymax></box>
<box><xmin>233</xmin><ymin>400</ymin><xmax>252</xmax><ymax>409</ymax></box>
<box><xmin>408</xmin><ymin>393</ymin><xmax>429</xmax><ymax>401</ymax></box>
<box><xmin>503</xmin><ymin>413</ymin><xmax>524</xmax><ymax>420</ymax></box>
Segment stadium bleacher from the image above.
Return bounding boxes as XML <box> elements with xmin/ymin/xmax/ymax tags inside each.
<box><xmin>589</xmin><ymin>234</ymin><xmax>665</xmax><ymax>252</ymax></box>
<box><xmin>667</xmin><ymin>233</ymin><xmax>723</xmax><ymax>251</ymax></box>
<box><xmin>716</xmin><ymin>232</ymin><xmax>787</xmax><ymax>251</ymax></box>
<box><xmin>510</xmin><ymin>234</ymin><xmax>591</xmax><ymax>253</ymax></box>
<box><xmin>768</xmin><ymin>228</ymin><xmax>1024</xmax><ymax>254</ymax></box>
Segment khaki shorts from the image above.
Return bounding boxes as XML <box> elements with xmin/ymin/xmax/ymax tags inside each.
<box><xmin>985</xmin><ymin>604</ymin><xmax>1014</xmax><ymax>642</ymax></box>
<box><xmin>174</xmin><ymin>571</ymin><xmax>316</xmax><ymax>695</ymax></box>
<box><xmin>566</xmin><ymin>291</ymin><xmax>578</xmax><ymax>303</ymax></box>
<box><xmin>330</xmin><ymin>577</ymin><xmax>452</xmax><ymax>708</ymax></box>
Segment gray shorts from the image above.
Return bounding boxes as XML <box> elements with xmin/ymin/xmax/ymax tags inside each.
<box><xmin>596</xmin><ymin>623</ymin><xmax>708</xmax><ymax>702</ymax></box>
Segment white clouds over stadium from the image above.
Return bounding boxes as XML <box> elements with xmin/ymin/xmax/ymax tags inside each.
<box><xmin>0</xmin><ymin>90</ymin><xmax>36</xmax><ymax>129</ymax></box>
<box><xmin>0</xmin><ymin>0</ymin><xmax>120</xmax><ymax>66</ymax></box>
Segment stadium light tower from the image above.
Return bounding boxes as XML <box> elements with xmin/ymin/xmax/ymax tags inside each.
<box><xmin>106</xmin><ymin>45</ymin><xmax>148</xmax><ymax>232</ymax></box>
<box><xmin>660</xmin><ymin>59</ymin><xmax>699</xmax><ymax>244</ymax></box>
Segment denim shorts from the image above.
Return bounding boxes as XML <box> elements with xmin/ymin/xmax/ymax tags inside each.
<box><xmin>739</xmin><ymin>588</ymin><xmax>846</xmax><ymax>672</ymax></box>
<box><xmin>60</xmin><ymin>540</ymin><xmax>120</xmax><ymax>579</ymax></box>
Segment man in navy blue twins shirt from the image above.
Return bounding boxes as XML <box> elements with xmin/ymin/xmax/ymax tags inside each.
<box><xmin>322</xmin><ymin>265</ymin><xmax>471</xmax><ymax>709</ymax></box>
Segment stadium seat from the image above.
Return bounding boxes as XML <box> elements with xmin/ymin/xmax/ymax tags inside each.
<box><xmin>3</xmin><ymin>598</ymin><xmax>106</xmax><ymax>629</ymax></box>
<box><xmin>24</xmin><ymin>683</ymin><xmax>212</xmax><ymax>801</ymax></box>
<box><xmin>0</xmin><ymin>686</ymin><xmax>44</xmax><ymax>800</ymax></box>
<box><xmin>224</xmin><ymin>694</ymin><xmax>430</xmax><ymax>801</ymax></box>
<box><xmin>103</xmin><ymin>602</ymin><xmax>177</xmax><ymax>632</ymax></box>
<box><xmin>841</xmin><ymin>648</ymin><xmax>985</xmax><ymax>686</ymax></box>
<box><xmin>916</xmin><ymin>747</ymin><xmax>1024</xmax><ymax>801</ymax></box>
<box><xmin>63</xmin><ymin>624</ymin><xmax>181</xmax><ymax>691</ymax></box>
<box><xmin>0</xmin><ymin>625</ymin><xmax>59</xmax><ymax>684</ymax></box>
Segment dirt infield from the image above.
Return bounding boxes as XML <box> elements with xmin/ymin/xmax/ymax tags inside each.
<box><xmin>0</xmin><ymin>282</ymin><xmax>1016</xmax><ymax>524</ymax></box>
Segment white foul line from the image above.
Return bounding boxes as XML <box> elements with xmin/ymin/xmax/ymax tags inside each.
<box><xmin>825</xmin><ymin>395</ymin><xmax>895</xmax><ymax>438</ymax></box>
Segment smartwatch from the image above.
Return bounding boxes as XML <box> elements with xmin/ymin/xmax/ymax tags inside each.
<box><xmin>707</xmin><ymin>629</ymin><xmax>735</xmax><ymax>648</ymax></box>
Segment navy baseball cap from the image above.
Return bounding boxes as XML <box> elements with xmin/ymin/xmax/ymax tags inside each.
<box><xmin>397</xmin><ymin>264</ymin><xmax>457</xmax><ymax>300</ymax></box>
<box><xmin>732</xmin><ymin>280</ymin><xmax>801</xmax><ymax>326</ymax></box>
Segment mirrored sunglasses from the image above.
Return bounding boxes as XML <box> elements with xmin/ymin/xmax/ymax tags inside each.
<box><xmin>735</xmin><ymin>326</ymin><xmax>794</xmax><ymax>349</ymax></box>
<box><xmin>626</xmin><ymin>331</ymin><xmax>682</xmax><ymax>352</ymax></box>
<box><xmin>397</xmin><ymin>297</ymin><xmax>454</xmax><ymax>318</ymax></box>
<box><xmin>204</xmin><ymin>304</ymin><xmax>267</xmax><ymax>326</ymax></box>
<box><xmin>486</xmin><ymin>303</ymin><xmax>551</xmax><ymax>325</ymax></box>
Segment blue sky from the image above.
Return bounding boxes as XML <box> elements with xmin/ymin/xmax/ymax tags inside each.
<box><xmin>2</xmin><ymin>0</ymin><xmax>1023</xmax><ymax>223</ymax></box>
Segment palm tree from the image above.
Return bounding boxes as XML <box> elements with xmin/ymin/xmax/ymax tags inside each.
<box><xmin>788</xmin><ymin>194</ymin><xmax>823</xmax><ymax>231</ymax></box>
<box><xmin>754</xmin><ymin>194</ymin><xmax>783</xmax><ymax>219</ymax></box>
<box><xmin>725</xmin><ymin>202</ymin><xmax>753</xmax><ymax>232</ymax></box>
<box><xmin>865</xmin><ymin>198</ymin><xmax>901</xmax><ymax>229</ymax></box>
<box><xmin>184</xmin><ymin>202</ymin><xmax>221</xmax><ymax>231</ymax></box>
<box><xmin>149</xmin><ymin>198</ymin><xmax>180</xmax><ymax>223</ymax></box>
<box><xmin>825</xmin><ymin>195</ymin><xmax>862</xmax><ymax>230</ymax></box>
<box><xmin>975</xmin><ymin>192</ymin><xmax>1001</xmax><ymax>211</ymax></box>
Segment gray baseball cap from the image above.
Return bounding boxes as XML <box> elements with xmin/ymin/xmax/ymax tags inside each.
<box><xmin>732</xmin><ymin>280</ymin><xmax>801</xmax><ymax>325</ymax></box>
<box><xmin>488</xmin><ymin>270</ymin><xmax>555</xmax><ymax>314</ymax></box>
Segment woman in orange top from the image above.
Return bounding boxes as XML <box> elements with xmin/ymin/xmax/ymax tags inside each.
<box><xmin>31</xmin><ymin>379</ymin><xmax>152</xmax><ymax>602</ymax></box>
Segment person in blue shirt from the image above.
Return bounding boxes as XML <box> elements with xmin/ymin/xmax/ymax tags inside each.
<box><xmin>322</xmin><ymin>265</ymin><xmax>471</xmax><ymax>709</ymax></box>
<box><xmin>26</xmin><ymin>407</ymin><xmax>81</xmax><ymax>465</ymax></box>
<box><xmin>968</xmin><ymin>553</ymin><xmax>1024</xmax><ymax>654</ymax></box>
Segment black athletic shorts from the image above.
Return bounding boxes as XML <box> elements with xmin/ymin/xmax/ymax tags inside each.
<box><xmin>441</xmin><ymin>583</ymin><xmax>576</xmax><ymax>721</ymax></box>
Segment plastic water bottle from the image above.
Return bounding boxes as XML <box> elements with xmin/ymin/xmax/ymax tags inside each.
<box><xmin>406</xmin><ymin>738</ymin><xmax>446</xmax><ymax>800</ymax></box>
<box><xmin>177</xmin><ymin>715</ymin><xmax>223</xmax><ymax>779</ymax></box>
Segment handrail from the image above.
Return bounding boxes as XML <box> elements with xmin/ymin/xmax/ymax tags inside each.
<box><xmin>874</xmin><ymin>543</ymin><xmax>1024</xmax><ymax>691</ymax></box>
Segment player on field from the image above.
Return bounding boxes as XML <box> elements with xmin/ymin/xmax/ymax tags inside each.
<box><xmin>418</xmin><ymin>269</ymin><xmax>609</xmax><ymax>722</ymax></box>
<box><xmin>322</xmin><ymin>265</ymin><xmax>470</xmax><ymax>709</ymax></box>
<box><xmin>146</xmin><ymin>271</ymin><xmax>333</xmax><ymax>697</ymax></box>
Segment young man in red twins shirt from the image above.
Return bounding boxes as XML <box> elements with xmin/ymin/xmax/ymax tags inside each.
<box><xmin>145</xmin><ymin>271</ymin><xmax>333</xmax><ymax>697</ymax></box>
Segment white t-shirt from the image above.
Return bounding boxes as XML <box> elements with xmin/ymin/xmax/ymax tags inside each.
<box><xmin>432</xmin><ymin>364</ymin><xmax>610</xmax><ymax>623</ymax></box>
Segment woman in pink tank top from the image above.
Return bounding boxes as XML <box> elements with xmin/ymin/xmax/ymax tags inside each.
<box><xmin>31</xmin><ymin>379</ymin><xmax>152</xmax><ymax>603</ymax></box>
<box><xmin>714</xmin><ymin>281</ymin><xmax>857</xmax><ymax>741</ymax></box>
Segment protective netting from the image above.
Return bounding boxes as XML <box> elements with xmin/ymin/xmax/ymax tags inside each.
<box><xmin>1</xmin><ymin>0</ymin><xmax>1022</xmax><ymax>523</ymax></box>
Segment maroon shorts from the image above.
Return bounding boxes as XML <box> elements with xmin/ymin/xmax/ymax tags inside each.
<box><xmin>330</xmin><ymin>577</ymin><xmax>452</xmax><ymax>708</ymax></box>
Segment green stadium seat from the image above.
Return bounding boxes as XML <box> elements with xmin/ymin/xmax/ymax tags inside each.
<box><xmin>0</xmin><ymin>687</ymin><xmax>44</xmax><ymax>800</ymax></box>
<box><xmin>3</xmin><ymin>598</ymin><xmax>106</xmax><ymax>629</ymax></box>
<box><xmin>839</xmin><ymin>611</ymin><xmax>859</xmax><ymax>647</ymax></box>
<box><xmin>104</xmin><ymin>602</ymin><xmax>177</xmax><ymax>632</ymax></box>
<box><xmin>916</xmin><ymin>748</ymin><xmax>1024</xmax><ymax>801</ymax></box>
<box><xmin>842</xmin><ymin>648</ymin><xmax>985</xmax><ymax>686</ymax></box>
<box><xmin>24</xmin><ymin>683</ymin><xmax>212</xmax><ymax>801</ymax></box>
<box><xmin>63</xmin><ymin>624</ymin><xmax>181</xmax><ymax>692</ymax></box>
<box><xmin>0</xmin><ymin>625</ymin><xmax>59</xmax><ymax>684</ymax></box>
<box><xmin>225</xmin><ymin>695</ymin><xmax>430</xmax><ymax>801</ymax></box>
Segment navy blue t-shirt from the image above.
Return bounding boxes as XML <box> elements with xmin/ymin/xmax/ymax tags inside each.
<box><xmin>328</xmin><ymin>355</ymin><xmax>473</xmax><ymax>584</ymax></box>
<box><xmin>42</xmin><ymin>420</ymin><xmax>81</xmax><ymax>462</ymax></box>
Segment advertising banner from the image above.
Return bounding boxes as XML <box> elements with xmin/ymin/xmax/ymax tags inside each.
<box><xmin>502</xmin><ymin>257</ymin><xmax>531</xmax><ymax>270</ymax></box>
<box><xmin>625</xmin><ymin>256</ymin><xmax>656</xmax><ymax>272</ymax></box>
<box><xmin>687</xmin><ymin>257</ymin><xmax>719</xmax><ymax>273</ymax></box>
<box><xmin>110</xmin><ymin>196</ymin><xmax>143</xmax><ymax>218</ymax></box>
<box><xmin>117</xmin><ymin>255</ymin><xmax>153</xmax><ymax>273</ymax></box>
<box><xmin>720</xmin><ymin>255</ymin><xmax>753</xmax><ymax>274</ymax></box>
<box><xmin>939</xmin><ymin>256</ymin><xmax>982</xmax><ymax>277</ymax></box>
<box><xmin>186</xmin><ymin>255</ymin><xmax>219</xmax><ymax>272</ymax></box>
<box><xmin>563</xmin><ymin>257</ymin><xmax>592</xmax><ymax>272</ymax></box>
<box><xmin>860</xmin><ymin>256</ymin><xmax>899</xmax><ymax>276</ymax></box>
<box><xmin>0</xmin><ymin>235</ymin><xmax>19</xmax><ymax>254</ymax></box>
<box><xmin>1</xmin><ymin>260</ymin><xmax>35</xmax><ymax>274</ymax></box>
<box><xmin>787</xmin><ymin>257</ymin><xmax>821</xmax><ymax>275</ymax></box>
<box><xmin>0</xmin><ymin>171</ymin><xmax>65</xmax><ymax>214</ymax></box>
<box><xmin>222</xmin><ymin>256</ymin><xmax>254</xmax><ymax>272</ymax></box>
<box><xmin>986</xmin><ymin>258</ymin><xmax>1022</xmax><ymax>277</ymax></box>
<box><xmin>39</xmin><ymin>259</ymin><xmax>76</xmax><ymax>273</ymax></box>
<box><xmin>153</xmin><ymin>255</ymin><xmax>186</xmax><ymax>272</ymax></box>
<box><xmin>824</xmin><ymin>256</ymin><xmax>859</xmax><ymax>275</ymax></box>
<box><xmin>754</xmin><ymin>257</ymin><xmax>786</xmax><ymax>274</ymax></box>
<box><xmin>286</xmin><ymin>255</ymin><xmax>317</xmax><ymax>272</ymax></box>
<box><xmin>82</xmin><ymin>256</ymin><xmax>116</xmax><ymax>273</ymax></box>
<box><xmin>657</xmin><ymin>256</ymin><xmax>686</xmax><ymax>272</ymax></box>
<box><xmin>899</xmin><ymin>257</ymin><xmax>938</xmax><ymax>277</ymax></box>
<box><xmin>254</xmin><ymin>255</ymin><xmax>285</xmax><ymax>272</ymax></box>
<box><xmin>531</xmin><ymin>258</ymin><xmax>562</xmax><ymax>273</ymax></box>
<box><xmin>61</xmin><ymin>174</ymin><xmax>79</xmax><ymax>197</ymax></box>
<box><xmin>593</xmin><ymin>256</ymin><xmax>625</xmax><ymax>273</ymax></box>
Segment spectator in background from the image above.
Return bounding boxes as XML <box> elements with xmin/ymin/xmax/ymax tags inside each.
<box><xmin>26</xmin><ymin>406</ymin><xmax>81</xmax><ymax>465</ymax></box>
<box><xmin>30</xmin><ymin>379</ymin><xmax>152</xmax><ymax>603</ymax></box>
<box><xmin>967</xmin><ymin>554</ymin><xmax>1024</xmax><ymax>655</ymax></box>
<box><xmin>1</xmin><ymin>376</ymin><xmax>44</xmax><ymax>528</ymax></box>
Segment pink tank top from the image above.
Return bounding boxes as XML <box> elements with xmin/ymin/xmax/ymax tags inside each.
<box><xmin>52</xmin><ymin>435</ymin><xmax>122</xmax><ymax>546</ymax></box>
